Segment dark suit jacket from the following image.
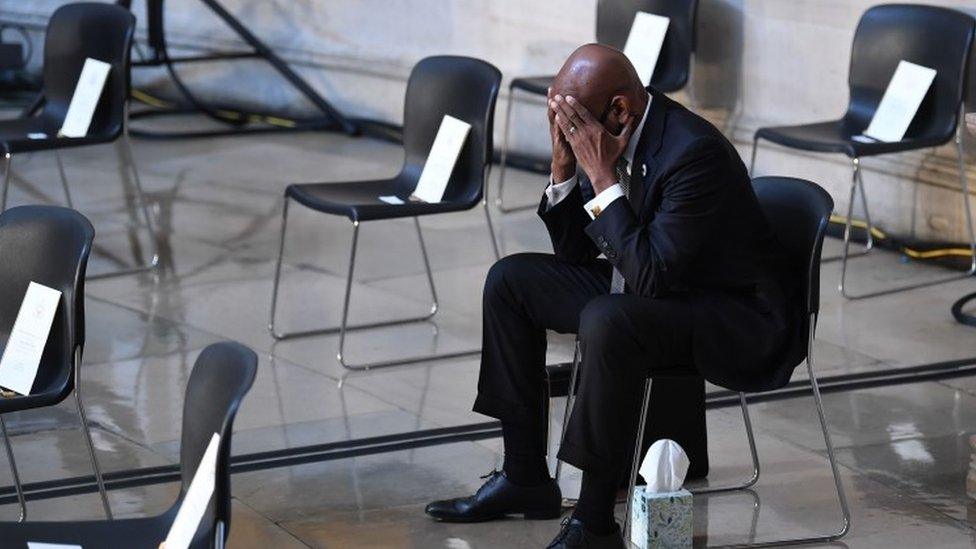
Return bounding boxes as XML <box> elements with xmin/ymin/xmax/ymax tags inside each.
<box><xmin>539</xmin><ymin>89</ymin><xmax>801</xmax><ymax>392</ymax></box>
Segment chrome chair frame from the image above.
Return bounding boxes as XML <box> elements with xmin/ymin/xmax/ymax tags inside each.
<box><xmin>0</xmin><ymin>347</ymin><xmax>113</xmax><ymax>521</ymax></box>
<box><xmin>751</xmin><ymin>104</ymin><xmax>976</xmax><ymax>299</ymax></box>
<box><xmin>553</xmin><ymin>340</ymin><xmax>761</xmax><ymax>497</ymax></box>
<box><xmin>0</xmin><ymin>108</ymin><xmax>160</xmax><ymax>280</ymax></box>
<box><xmin>749</xmin><ymin>144</ymin><xmax>874</xmax><ymax>265</ymax></box>
<box><xmin>612</xmin><ymin>313</ymin><xmax>851</xmax><ymax>547</ymax></box>
<box><xmin>269</xmin><ymin>179</ymin><xmax>500</xmax><ymax>371</ymax></box>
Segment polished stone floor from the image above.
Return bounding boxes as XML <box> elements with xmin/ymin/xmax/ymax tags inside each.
<box><xmin>1</xmin><ymin>120</ymin><xmax>976</xmax><ymax>547</ymax></box>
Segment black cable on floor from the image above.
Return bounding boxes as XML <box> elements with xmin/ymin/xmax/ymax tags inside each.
<box><xmin>952</xmin><ymin>292</ymin><xmax>976</xmax><ymax>327</ymax></box>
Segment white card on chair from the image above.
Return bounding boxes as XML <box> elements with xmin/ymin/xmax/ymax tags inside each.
<box><xmin>27</xmin><ymin>544</ymin><xmax>82</xmax><ymax>549</ymax></box>
<box><xmin>0</xmin><ymin>282</ymin><xmax>62</xmax><ymax>396</ymax></box>
<box><xmin>864</xmin><ymin>60</ymin><xmax>937</xmax><ymax>143</ymax></box>
<box><xmin>410</xmin><ymin>115</ymin><xmax>471</xmax><ymax>204</ymax></box>
<box><xmin>59</xmin><ymin>58</ymin><xmax>111</xmax><ymax>138</ymax></box>
<box><xmin>164</xmin><ymin>433</ymin><xmax>221</xmax><ymax>549</ymax></box>
<box><xmin>623</xmin><ymin>12</ymin><xmax>670</xmax><ymax>86</ymax></box>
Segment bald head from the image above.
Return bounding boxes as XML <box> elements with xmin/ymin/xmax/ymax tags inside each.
<box><xmin>551</xmin><ymin>44</ymin><xmax>647</xmax><ymax>133</ymax></box>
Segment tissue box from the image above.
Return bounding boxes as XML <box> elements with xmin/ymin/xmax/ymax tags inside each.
<box><xmin>629</xmin><ymin>486</ymin><xmax>692</xmax><ymax>548</ymax></box>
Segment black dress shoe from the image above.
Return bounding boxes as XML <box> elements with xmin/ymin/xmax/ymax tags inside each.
<box><xmin>425</xmin><ymin>470</ymin><xmax>561</xmax><ymax>523</ymax></box>
<box><xmin>546</xmin><ymin>518</ymin><xmax>626</xmax><ymax>549</ymax></box>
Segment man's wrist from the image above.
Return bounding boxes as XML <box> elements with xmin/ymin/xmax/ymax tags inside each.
<box><xmin>590</xmin><ymin>172</ymin><xmax>618</xmax><ymax>195</ymax></box>
<box><xmin>551</xmin><ymin>161</ymin><xmax>576</xmax><ymax>183</ymax></box>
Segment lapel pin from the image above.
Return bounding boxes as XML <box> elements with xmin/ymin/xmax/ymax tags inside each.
<box><xmin>641</xmin><ymin>164</ymin><xmax>647</xmax><ymax>177</ymax></box>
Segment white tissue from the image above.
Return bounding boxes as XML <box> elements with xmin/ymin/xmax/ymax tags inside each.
<box><xmin>639</xmin><ymin>439</ymin><xmax>690</xmax><ymax>493</ymax></box>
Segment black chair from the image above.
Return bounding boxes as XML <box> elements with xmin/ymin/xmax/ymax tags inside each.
<box><xmin>269</xmin><ymin>55</ymin><xmax>501</xmax><ymax>370</ymax></box>
<box><xmin>0</xmin><ymin>205</ymin><xmax>112</xmax><ymax>521</ymax></box>
<box><xmin>557</xmin><ymin>177</ymin><xmax>850</xmax><ymax>546</ymax></box>
<box><xmin>0</xmin><ymin>341</ymin><xmax>258</xmax><ymax>549</ymax></box>
<box><xmin>495</xmin><ymin>0</ymin><xmax>699</xmax><ymax>212</ymax></box>
<box><xmin>751</xmin><ymin>4</ymin><xmax>976</xmax><ymax>299</ymax></box>
<box><xmin>0</xmin><ymin>2</ymin><xmax>159</xmax><ymax>279</ymax></box>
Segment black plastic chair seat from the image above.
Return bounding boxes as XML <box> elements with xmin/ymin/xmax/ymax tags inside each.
<box><xmin>0</xmin><ymin>116</ymin><xmax>118</xmax><ymax>155</ymax></box>
<box><xmin>756</xmin><ymin>119</ymin><xmax>952</xmax><ymax>158</ymax></box>
<box><xmin>286</xmin><ymin>178</ymin><xmax>476</xmax><ymax>222</ymax></box>
<box><xmin>0</xmin><ymin>341</ymin><xmax>259</xmax><ymax>548</ymax></box>
<box><xmin>510</xmin><ymin>75</ymin><xmax>554</xmax><ymax>96</ymax></box>
<box><xmin>0</xmin><ymin>512</ymin><xmax>172</xmax><ymax>548</ymax></box>
<box><xmin>0</xmin><ymin>374</ymin><xmax>71</xmax><ymax>414</ymax></box>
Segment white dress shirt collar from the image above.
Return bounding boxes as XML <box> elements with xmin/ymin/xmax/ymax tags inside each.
<box><xmin>622</xmin><ymin>92</ymin><xmax>653</xmax><ymax>172</ymax></box>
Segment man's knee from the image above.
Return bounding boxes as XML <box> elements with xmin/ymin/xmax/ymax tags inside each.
<box><xmin>578</xmin><ymin>295</ymin><xmax>627</xmax><ymax>348</ymax></box>
<box><xmin>484</xmin><ymin>253</ymin><xmax>542</xmax><ymax>306</ymax></box>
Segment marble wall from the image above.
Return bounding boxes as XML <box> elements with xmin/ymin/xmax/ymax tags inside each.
<box><xmin>4</xmin><ymin>0</ymin><xmax>976</xmax><ymax>241</ymax></box>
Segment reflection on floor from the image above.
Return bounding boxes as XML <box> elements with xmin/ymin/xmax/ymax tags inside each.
<box><xmin>1</xmin><ymin>124</ymin><xmax>976</xmax><ymax>547</ymax></box>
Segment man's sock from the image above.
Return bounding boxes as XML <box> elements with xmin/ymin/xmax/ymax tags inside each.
<box><xmin>571</xmin><ymin>471</ymin><xmax>619</xmax><ymax>535</ymax></box>
<box><xmin>501</xmin><ymin>420</ymin><xmax>550</xmax><ymax>486</ymax></box>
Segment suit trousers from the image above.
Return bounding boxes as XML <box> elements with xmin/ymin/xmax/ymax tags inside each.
<box><xmin>473</xmin><ymin>252</ymin><xmax>708</xmax><ymax>483</ymax></box>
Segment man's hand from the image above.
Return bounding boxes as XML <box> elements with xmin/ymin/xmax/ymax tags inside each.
<box><xmin>548</xmin><ymin>87</ymin><xmax>576</xmax><ymax>182</ymax></box>
<box><xmin>550</xmin><ymin>95</ymin><xmax>635</xmax><ymax>195</ymax></box>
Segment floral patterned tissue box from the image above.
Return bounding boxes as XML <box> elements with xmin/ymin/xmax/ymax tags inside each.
<box><xmin>629</xmin><ymin>486</ymin><xmax>693</xmax><ymax>548</ymax></box>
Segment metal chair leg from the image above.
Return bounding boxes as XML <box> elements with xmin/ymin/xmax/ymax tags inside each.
<box><xmin>270</xmin><ymin>203</ymin><xmax>483</xmax><ymax>370</ymax></box>
<box><xmin>554</xmin><ymin>341</ymin><xmax>582</xmax><ymax>483</ymax></box>
<box><xmin>804</xmin><ymin>315</ymin><xmax>852</xmax><ymax>542</ymax></box>
<box><xmin>689</xmin><ymin>392</ymin><xmax>760</xmax><ymax>495</ymax></box>
<box><xmin>623</xmin><ymin>377</ymin><xmax>653</xmax><ymax>540</ymax></box>
<box><xmin>840</xmin><ymin>104</ymin><xmax>976</xmax><ymax>298</ymax></box>
<box><xmin>336</xmin><ymin>218</ymin><xmax>484</xmax><ymax>370</ymax></box>
<box><xmin>1</xmin><ymin>152</ymin><xmax>11</xmax><ymax>211</ymax></box>
<box><xmin>713</xmin><ymin>316</ymin><xmax>850</xmax><ymax>548</ymax></box>
<box><xmin>0</xmin><ymin>415</ymin><xmax>26</xmax><ymax>522</ymax></box>
<box><xmin>75</xmin><ymin>348</ymin><xmax>112</xmax><ymax>519</ymax></box>
<box><xmin>483</xmin><ymin>198</ymin><xmax>501</xmax><ymax>260</ymax></box>
<box><xmin>55</xmin><ymin>150</ymin><xmax>74</xmax><ymax>209</ymax></box>
<box><xmin>269</xmin><ymin>207</ymin><xmax>437</xmax><ymax>341</ymax></box>
<box><xmin>215</xmin><ymin>520</ymin><xmax>226</xmax><ymax>549</ymax></box>
<box><xmin>825</xmin><ymin>157</ymin><xmax>874</xmax><ymax>264</ymax></box>
<box><xmin>88</xmin><ymin>129</ymin><xmax>161</xmax><ymax>280</ymax></box>
<box><xmin>686</xmin><ymin>52</ymin><xmax>700</xmax><ymax>113</ymax></box>
<box><xmin>495</xmin><ymin>87</ymin><xmax>538</xmax><ymax>214</ymax></box>
<box><xmin>748</xmin><ymin>136</ymin><xmax>759</xmax><ymax>177</ymax></box>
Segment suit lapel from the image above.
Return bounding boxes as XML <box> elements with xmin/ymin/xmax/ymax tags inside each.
<box><xmin>630</xmin><ymin>88</ymin><xmax>669</xmax><ymax>217</ymax></box>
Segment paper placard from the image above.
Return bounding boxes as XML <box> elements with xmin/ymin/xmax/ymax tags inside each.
<box><xmin>0</xmin><ymin>282</ymin><xmax>61</xmax><ymax>396</ymax></box>
<box><xmin>863</xmin><ymin>60</ymin><xmax>937</xmax><ymax>143</ymax></box>
<box><xmin>378</xmin><ymin>195</ymin><xmax>405</xmax><ymax>205</ymax></box>
<box><xmin>623</xmin><ymin>12</ymin><xmax>670</xmax><ymax>86</ymax></box>
<box><xmin>60</xmin><ymin>58</ymin><xmax>111</xmax><ymax>138</ymax></box>
<box><xmin>164</xmin><ymin>433</ymin><xmax>221</xmax><ymax>549</ymax></box>
<box><xmin>27</xmin><ymin>544</ymin><xmax>82</xmax><ymax>549</ymax></box>
<box><xmin>410</xmin><ymin>115</ymin><xmax>471</xmax><ymax>204</ymax></box>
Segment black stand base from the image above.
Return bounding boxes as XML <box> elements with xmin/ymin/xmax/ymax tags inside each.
<box><xmin>122</xmin><ymin>0</ymin><xmax>357</xmax><ymax>137</ymax></box>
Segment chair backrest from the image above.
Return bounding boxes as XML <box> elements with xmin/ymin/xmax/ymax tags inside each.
<box><xmin>846</xmin><ymin>4</ymin><xmax>975</xmax><ymax>140</ymax></box>
<box><xmin>596</xmin><ymin>0</ymin><xmax>699</xmax><ymax>93</ymax></box>
<box><xmin>398</xmin><ymin>56</ymin><xmax>501</xmax><ymax>207</ymax></box>
<box><xmin>751</xmin><ymin>177</ymin><xmax>833</xmax><ymax>319</ymax></box>
<box><xmin>0</xmin><ymin>206</ymin><xmax>93</xmax><ymax>398</ymax></box>
<box><xmin>179</xmin><ymin>342</ymin><xmax>257</xmax><ymax>547</ymax></box>
<box><xmin>40</xmin><ymin>2</ymin><xmax>134</xmax><ymax>138</ymax></box>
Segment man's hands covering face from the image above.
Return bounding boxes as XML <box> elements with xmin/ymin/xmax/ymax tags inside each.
<box><xmin>547</xmin><ymin>87</ymin><xmax>577</xmax><ymax>182</ymax></box>
<box><xmin>549</xmin><ymin>95</ymin><xmax>635</xmax><ymax>195</ymax></box>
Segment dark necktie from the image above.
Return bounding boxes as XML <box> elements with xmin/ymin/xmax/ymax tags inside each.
<box><xmin>609</xmin><ymin>157</ymin><xmax>634</xmax><ymax>294</ymax></box>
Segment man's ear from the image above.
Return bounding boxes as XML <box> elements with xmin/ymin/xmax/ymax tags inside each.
<box><xmin>610</xmin><ymin>95</ymin><xmax>630</xmax><ymax>129</ymax></box>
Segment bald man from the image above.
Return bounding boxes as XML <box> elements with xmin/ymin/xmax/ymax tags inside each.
<box><xmin>427</xmin><ymin>45</ymin><xmax>798</xmax><ymax>548</ymax></box>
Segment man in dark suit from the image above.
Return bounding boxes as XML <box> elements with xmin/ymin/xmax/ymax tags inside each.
<box><xmin>426</xmin><ymin>44</ymin><xmax>797</xmax><ymax>548</ymax></box>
